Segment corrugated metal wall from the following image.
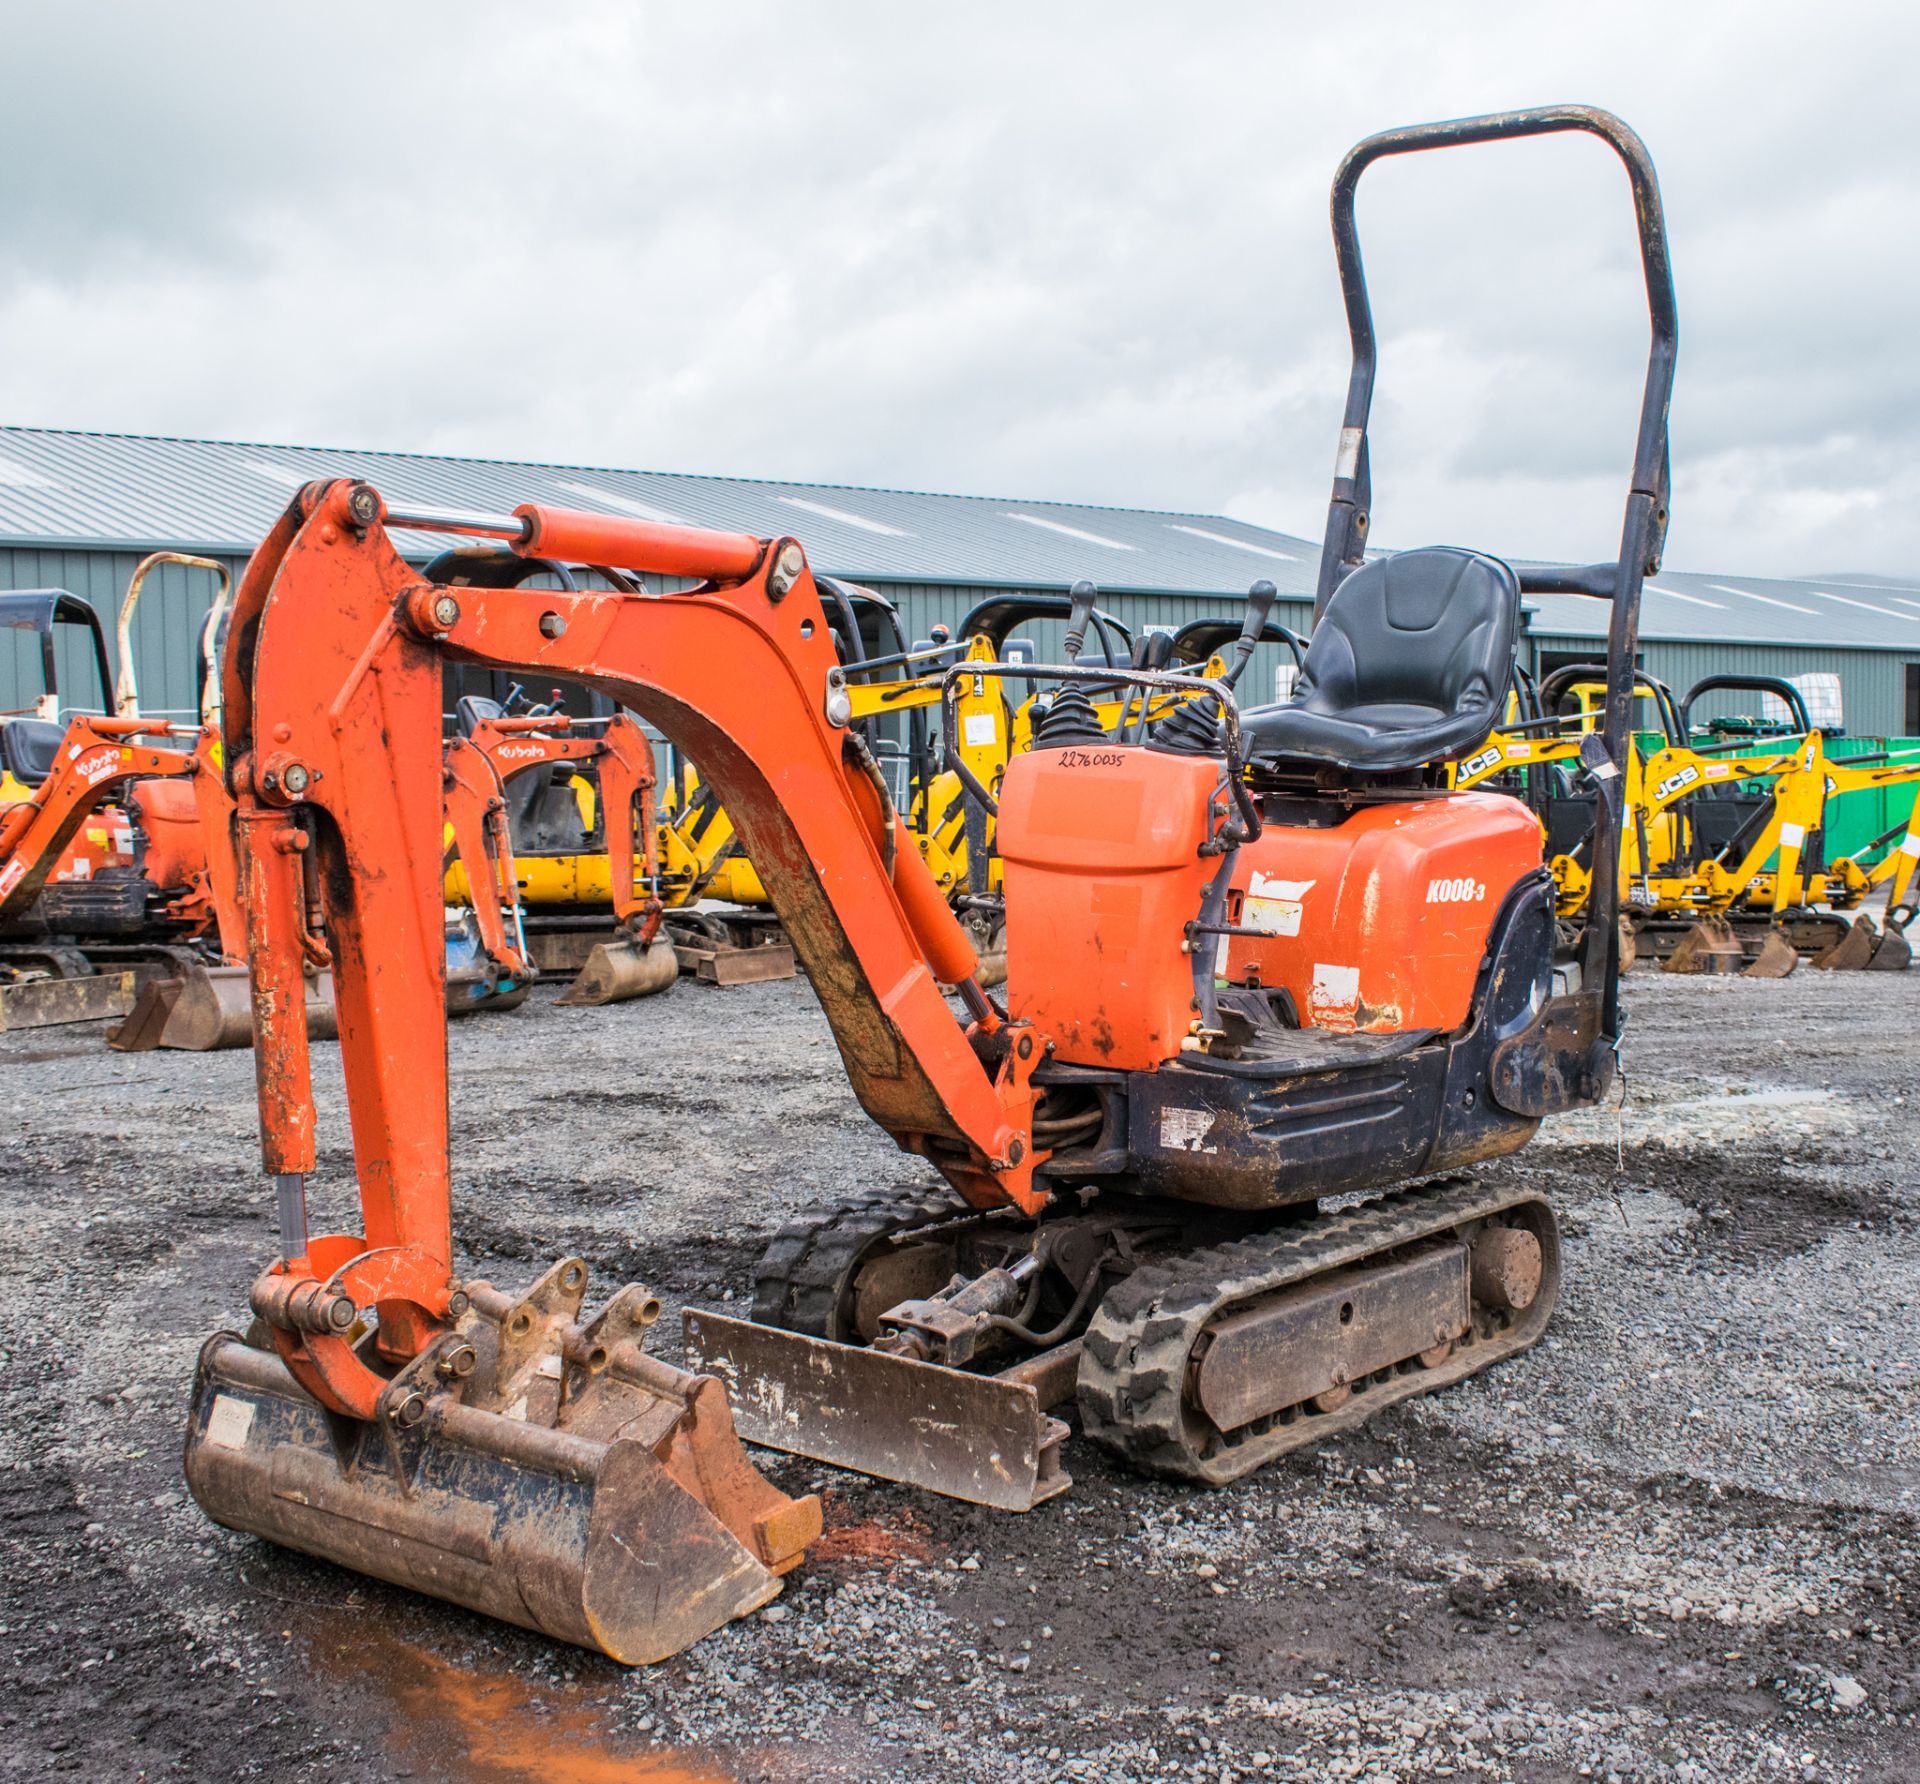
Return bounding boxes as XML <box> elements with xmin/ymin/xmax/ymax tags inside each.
<box><xmin>1528</xmin><ymin>633</ymin><xmax>1917</xmax><ymax>738</ymax></box>
<box><xmin>0</xmin><ymin>545</ymin><xmax>245</xmax><ymax>719</ymax></box>
<box><xmin>7</xmin><ymin>543</ymin><xmax>1916</xmax><ymax>742</ymax></box>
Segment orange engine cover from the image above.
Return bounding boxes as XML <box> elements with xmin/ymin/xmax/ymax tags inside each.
<box><xmin>998</xmin><ymin>744</ymin><xmax>1221</xmax><ymax>1070</ymax></box>
<box><xmin>129</xmin><ymin>777</ymin><xmax>206</xmax><ymax>892</ymax></box>
<box><xmin>1224</xmin><ymin>790</ymin><xmax>1542</xmax><ymax>1034</ymax></box>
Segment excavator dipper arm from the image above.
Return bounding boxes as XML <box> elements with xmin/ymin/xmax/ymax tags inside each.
<box><xmin>224</xmin><ymin>480</ymin><xmax>1045</xmax><ymax>1422</ymax></box>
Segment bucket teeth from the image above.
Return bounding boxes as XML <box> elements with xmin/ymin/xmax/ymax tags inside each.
<box><xmin>184</xmin><ymin>1263</ymin><xmax>820</xmax><ymax>1665</ymax></box>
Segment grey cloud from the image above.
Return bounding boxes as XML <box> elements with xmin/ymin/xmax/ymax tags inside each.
<box><xmin>0</xmin><ymin>1</ymin><xmax>1916</xmax><ymax>576</ymax></box>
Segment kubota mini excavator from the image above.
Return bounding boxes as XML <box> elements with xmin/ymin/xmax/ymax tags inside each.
<box><xmin>184</xmin><ymin>103</ymin><xmax>1671</xmax><ymax>1663</ymax></box>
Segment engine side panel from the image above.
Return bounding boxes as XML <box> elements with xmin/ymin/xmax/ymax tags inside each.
<box><xmin>1224</xmin><ymin>791</ymin><xmax>1543</xmax><ymax>1033</ymax></box>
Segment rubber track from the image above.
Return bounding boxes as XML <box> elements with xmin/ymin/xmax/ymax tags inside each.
<box><xmin>750</xmin><ymin>1185</ymin><xmax>977</xmax><ymax>1340</ymax></box>
<box><xmin>1078</xmin><ymin>1176</ymin><xmax>1557</xmax><ymax>1486</ymax></box>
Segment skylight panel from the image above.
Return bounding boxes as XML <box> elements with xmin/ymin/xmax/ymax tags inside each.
<box><xmin>1005</xmin><ymin>513</ymin><xmax>1136</xmax><ymax>550</ymax></box>
<box><xmin>1164</xmin><ymin>524</ymin><xmax>1298</xmax><ymax>561</ymax></box>
<box><xmin>552</xmin><ymin>480</ymin><xmax>690</xmax><ymax>526</ymax></box>
<box><xmin>0</xmin><ymin>455</ymin><xmax>56</xmax><ymax>488</ymax></box>
<box><xmin>239</xmin><ymin>459</ymin><xmax>310</xmax><ymax>488</ymax></box>
<box><xmin>1644</xmin><ymin>584</ymin><xmax>1726</xmax><ymax>609</ymax></box>
<box><xmin>1811</xmin><ymin>589</ymin><xmax>1920</xmax><ymax>623</ymax></box>
<box><xmin>775</xmin><ymin>495</ymin><xmax>911</xmax><ymax>537</ymax></box>
<box><xmin>1707</xmin><ymin>582</ymin><xmax>1816</xmax><ymax>615</ymax></box>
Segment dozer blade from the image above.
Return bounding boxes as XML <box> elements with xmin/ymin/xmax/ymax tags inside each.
<box><xmin>110</xmin><ymin>964</ymin><xmax>337</xmax><ymax>1052</ymax></box>
<box><xmin>1741</xmin><ymin>926</ymin><xmax>1800</xmax><ymax>979</ymax></box>
<box><xmin>683</xmin><ymin>1308</ymin><xmax>1071</xmax><ymax>1513</ymax></box>
<box><xmin>1660</xmin><ymin>915</ymin><xmax>1746</xmax><ymax>974</ymax></box>
<box><xmin>185</xmin><ymin>1263</ymin><xmax>820</xmax><ymax>1666</ymax></box>
<box><xmin>1811</xmin><ymin>915</ymin><xmax>1880</xmax><ymax>971</ymax></box>
<box><xmin>0</xmin><ymin>968</ymin><xmax>136</xmax><ymax>1032</ymax></box>
<box><xmin>556</xmin><ymin>935</ymin><xmax>679</xmax><ymax>1006</ymax></box>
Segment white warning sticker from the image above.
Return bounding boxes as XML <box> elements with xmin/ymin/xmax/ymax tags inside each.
<box><xmin>1159</xmin><ymin>1106</ymin><xmax>1218</xmax><ymax>1153</ymax></box>
<box><xmin>205</xmin><ymin>1393</ymin><xmax>256</xmax><ymax>1451</ymax></box>
<box><xmin>1780</xmin><ymin>822</ymin><xmax>1807</xmax><ymax>848</ymax></box>
<box><xmin>1241</xmin><ymin>872</ymin><xmax>1314</xmax><ymax>937</ymax></box>
<box><xmin>1902</xmin><ymin>833</ymin><xmax>1920</xmax><ymax>858</ymax></box>
<box><xmin>1309</xmin><ymin>962</ymin><xmax>1362</xmax><ymax>1031</ymax></box>
<box><xmin>962</xmin><ymin>713</ymin><xmax>998</xmax><ymax>748</ymax></box>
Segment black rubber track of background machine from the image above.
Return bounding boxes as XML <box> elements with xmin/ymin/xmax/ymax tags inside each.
<box><xmin>1077</xmin><ymin>1176</ymin><xmax>1559</xmax><ymax>1487</ymax></box>
<box><xmin>750</xmin><ymin>1186</ymin><xmax>978</xmax><ymax>1341</ymax></box>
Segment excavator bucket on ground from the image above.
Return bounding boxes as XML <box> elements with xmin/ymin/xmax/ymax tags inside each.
<box><xmin>1810</xmin><ymin>914</ymin><xmax>1886</xmax><ymax>971</ymax></box>
<box><xmin>111</xmin><ymin>962</ymin><xmax>337</xmax><ymax>1052</ymax></box>
<box><xmin>1867</xmin><ymin>919</ymin><xmax>1914</xmax><ymax>971</ymax></box>
<box><xmin>186</xmin><ymin>1260</ymin><xmax>819</xmax><ymax>1664</ymax></box>
<box><xmin>555</xmin><ymin>932</ymin><xmax>680</xmax><ymax>1005</ymax></box>
<box><xmin>1660</xmin><ymin>915</ymin><xmax>1750</xmax><ymax>974</ymax></box>
<box><xmin>1743</xmin><ymin>926</ymin><xmax>1800</xmax><ymax>978</ymax></box>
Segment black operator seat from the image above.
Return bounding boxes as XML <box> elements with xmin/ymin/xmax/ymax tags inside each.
<box><xmin>455</xmin><ymin>695</ymin><xmax>507</xmax><ymax>738</ymax></box>
<box><xmin>1240</xmin><ymin>546</ymin><xmax>1520</xmax><ymax>775</ymax></box>
<box><xmin>0</xmin><ymin>717</ymin><xmax>66</xmax><ymax>788</ymax></box>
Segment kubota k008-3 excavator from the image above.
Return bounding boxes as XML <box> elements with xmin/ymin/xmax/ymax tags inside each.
<box><xmin>185</xmin><ymin>104</ymin><xmax>1673</xmax><ymax>1665</ymax></box>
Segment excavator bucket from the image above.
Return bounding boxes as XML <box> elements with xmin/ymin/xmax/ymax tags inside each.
<box><xmin>1660</xmin><ymin>915</ymin><xmax>1746</xmax><ymax>974</ymax></box>
<box><xmin>1741</xmin><ymin>926</ymin><xmax>1800</xmax><ymax>979</ymax></box>
<box><xmin>185</xmin><ymin>1261</ymin><xmax>820</xmax><ymax>1665</ymax></box>
<box><xmin>1867</xmin><ymin>921</ymin><xmax>1913</xmax><ymax>971</ymax></box>
<box><xmin>111</xmin><ymin>964</ymin><xmax>337</xmax><ymax>1052</ymax></box>
<box><xmin>1811</xmin><ymin>916</ymin><xmax>1880</xmax><ymax>971</ymax></box>
<box><xmin>556</xmin><ymin>935</ymin><xmax>679</xmax><ymax>1006</ymax></box>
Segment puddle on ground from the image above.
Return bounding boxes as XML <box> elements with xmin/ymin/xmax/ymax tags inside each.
<box><xmin>324</xmin><ymin>1620</ymin><xmax>735</xmax><ymax>1784</ymax></box>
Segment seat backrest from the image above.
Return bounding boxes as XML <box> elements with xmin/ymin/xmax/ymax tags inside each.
<box><xmin>1296</xmin><ymin>547</ymin><xmax>1518</xmax><ymax>722</ymax></box>
<box><xmin>0</xmin><ymin>717</ymin><xmax>67</xmax><ymax>788</ymax></box>
<box><xmin>456</xmin><ymin>695</ymin><xmax>506</xmax><ymax>738</ymax></box>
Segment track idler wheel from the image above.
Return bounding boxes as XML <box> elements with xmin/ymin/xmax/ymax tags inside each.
<box><xmin>184</xmin><ymin>1258</ymin><xmax>820</xmax><ymax>1664</ymax></box>
<box><xmin>557</xmin><ymin>935</ymin><xmax>679</xmax><ymax>1006</ymax></box>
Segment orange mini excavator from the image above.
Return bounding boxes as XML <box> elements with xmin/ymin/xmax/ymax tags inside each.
<box><xmin>185</xmin><ymin>105</ymin><xmax>1672</xmax><ymax>1661</ymax></box>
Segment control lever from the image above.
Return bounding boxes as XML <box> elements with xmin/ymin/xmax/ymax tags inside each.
<box><xmin>1221</xmin><ymin>579</ymin><xmax>1278</xmax><ymax>691</ymax></box>
<box><xmin>1063</xmin><ymin>579</ymin><xmax>1097</xmax><ymax>664</ymax></box>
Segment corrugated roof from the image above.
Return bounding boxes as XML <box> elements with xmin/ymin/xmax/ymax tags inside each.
<box><xmin>0</xmin><ymin>426</ymin><xmax>1323</xmax><ymax>598</ymax></box>
<box><xmin>1521</xmin><ymin>568</ymin><xmax>1920</xmax><ymax>652</ymax></box>
<box><xmin>2</xmin><ymin>426</ymin><xmax>1917</xmax><ymax>650</ymax></box>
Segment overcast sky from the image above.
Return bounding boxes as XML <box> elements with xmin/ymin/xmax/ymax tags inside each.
<box><xmin>2</xmin><ymin>3</ymin><xmax>1916</xmax><ymax>578</ymax></box>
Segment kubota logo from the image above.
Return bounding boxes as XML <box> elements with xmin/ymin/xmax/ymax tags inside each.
<box><xmin>74</xmin><ymin>749</ymin><xmax>121</xmax><ymax>786</ymax></box>
<box><xmin>1425</xmin><ymin>876</ymin><xmax>1485</xmax><ymax>904</ymax></box>
<box><xmin>495</xmin><ymin>744</ymin><xmax>550</xmax><ymax>761</ymax></box>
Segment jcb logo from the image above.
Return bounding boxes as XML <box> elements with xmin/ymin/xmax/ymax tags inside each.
<box><xmin>1656</xmin><ymin>765</ymin><xmax>1699</xmax><ymax>800</ymax></box>
<box><xmin>1460</xmin><ymin>746</ymin><xmax>1500</xmax><ymax>777</ymax></box>
<box><xmin>1426</xmin><ymin>876</ymin><xmax>1485</xmax><ymax>904</ymax></box>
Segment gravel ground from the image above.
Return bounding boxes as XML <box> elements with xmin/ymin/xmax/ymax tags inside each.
<box><xmin>2</xmin><ymin>964</ymin><xmax>1917</xmax><ymax>1783</ymax></box>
